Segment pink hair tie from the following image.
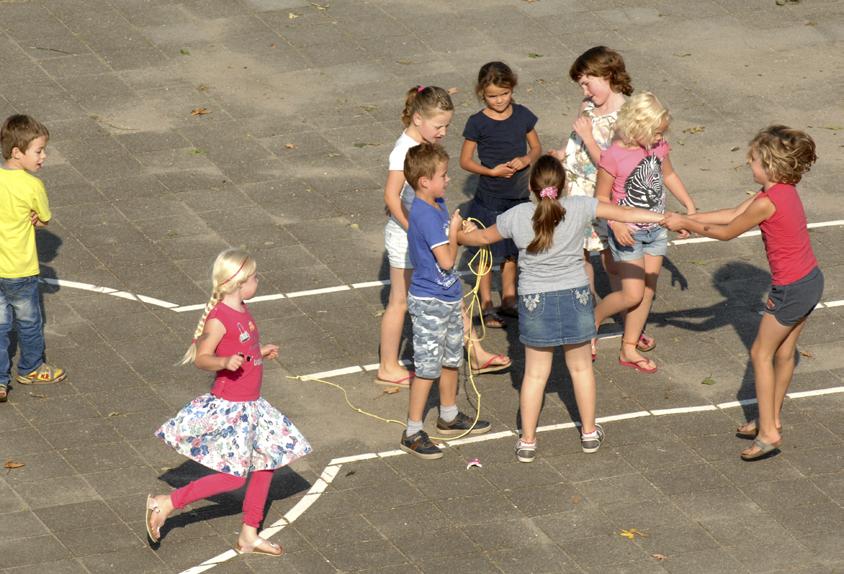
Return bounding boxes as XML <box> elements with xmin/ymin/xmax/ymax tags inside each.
<box><xmin>417</xmin><ymin>85</ymin><xmax>425</xmax><ymax>93</ymax></box>
<box><xmin>539</xmin><ymin>186</ymin><xmax>558</xmax><ymax>199</ymax></box>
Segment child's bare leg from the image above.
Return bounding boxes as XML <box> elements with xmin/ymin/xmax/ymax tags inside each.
<box><xmin>479</xmin><ymin>271</ymin><xmax>494</xmax><ymax>311</ymax></box>
<box><xmin>620</xmin><ymin>255</ymin><xmax>660</xmax><ymax>368</ymax></box>
<box><xmin>463</xmin><ymin>305</ymin><xmax>510</xmax><ymax>371</ymax></box>
<box><xmin>584</xmin><ymin>250</ymin><xmax>597</xmax><ymax>300</ymax></box>
<box><xmin>771</xmin><ymin>320</ymin><xmax>807</xmax><ymax>426</ymax></box>
<box><xmin>563</xmin><ymin>342</ymin><xmax>597</xmax><ymax>434</ymax></box>
<box><xmin>519</xmin><ymin>346</ymin><xmax>553</xmax><ymax>444</ymax></box>
<box><xmin>746</xmin><ymin>314</ymin><xmax>794</xmax><ymax>453</ymax></box>
<box><xmin>500</xmin><ymin>258</ymin><xmax>518</xmax><ymax>311</ymax></box>
<box><xmin>436</xmin><ymin>366</ymin><xmax>459</xmax><ymax>408</ymax></box>
<box><xmin>408</xmin><ymin>375</ymin><xmax>435</xmax><ymax>423</ymax></box>
<box><xmin>377</xmin><ymin>267</ymin><xmax>413</xmax><ymax>380</ymax></box>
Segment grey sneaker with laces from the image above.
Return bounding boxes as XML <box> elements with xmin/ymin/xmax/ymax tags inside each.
<box><xmin>580</xmin><ymin>424</ymin><xmax>604</xmax><ymax>453</ymax></box>
<box><xmin>515</xmin><ymin>439</ymin><xmax>536</xmax><ymax>463</ymax></box>
<box><xmin>400</xmin><ymin>430</ymin><xmax>443</xmax><ymax>460</ymax></box>
<box><xmin>436</xmin><ymin>411</ymin><xmax>491</xmax><ymax>436</ymax></box>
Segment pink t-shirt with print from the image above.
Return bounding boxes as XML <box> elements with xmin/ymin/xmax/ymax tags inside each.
<box><xmin>599</xmin><ymin>139</ymin><xmax>670</xmax><ymax>230</ymax></box>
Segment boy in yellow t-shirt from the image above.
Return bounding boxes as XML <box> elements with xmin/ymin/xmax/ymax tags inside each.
<box><xmin>0</xmin><ymin>115</ymin><xmax>66</xmax><ymax>402</ymax></box>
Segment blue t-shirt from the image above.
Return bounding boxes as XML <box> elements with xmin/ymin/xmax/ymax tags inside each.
<box><xmin>463</xmin><ymin>103</ymin><xmax>538</xmax><ymax>201</ymax></box>
<box><xmin>407</xmin><ymin>197</ymin><xmax>462</xmax><ymax>301</ymax></box>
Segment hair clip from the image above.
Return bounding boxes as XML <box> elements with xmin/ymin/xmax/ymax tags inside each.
<box><xmin>539</xmin><ymin>186</ymin><xmax>558</xmax><ymax>199</ymax></box>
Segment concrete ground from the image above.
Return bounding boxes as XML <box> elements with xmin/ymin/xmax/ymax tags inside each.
<box><xmin>0</xmin><ymin>0</ymin><xmax>843</xmax><ymax>572</ymax></box>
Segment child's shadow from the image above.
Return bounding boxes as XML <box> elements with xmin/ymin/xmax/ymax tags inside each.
<box><xmin>152</xmin><ymin>461</ymin><xmax>311</xmax><ymax>544</ymax></box>
<box><xmin>649</xmin><ymin>261</ymin><xmax>777</xmax><ymax>423</ymax></box>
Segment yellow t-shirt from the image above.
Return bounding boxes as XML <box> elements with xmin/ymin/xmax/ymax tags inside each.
<box><xmin>0</xmin><ymin>168</ymin><xmax>52</xmax><ymax>278</ymax></box>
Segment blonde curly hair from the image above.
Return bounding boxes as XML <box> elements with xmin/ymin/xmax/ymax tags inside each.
<box><xmin>748</xmin><ymin>125</ymin><xmax>817</xmax><ymax>185</ymax></box>
<box><xmin>613</xmin><ymin>92</ymin><xmax>670</xmax><ymax>147</ymax></box>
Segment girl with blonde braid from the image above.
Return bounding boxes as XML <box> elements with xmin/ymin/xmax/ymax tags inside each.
<box><xmin>146</xmin><ymin>249</ymin><xmax>311</xmax><ymax>556</ymax></box>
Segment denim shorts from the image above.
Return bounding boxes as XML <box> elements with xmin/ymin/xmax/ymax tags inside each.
<box><xmin>467</xmin><ymin>193</ymin><xmax>529</xmax><ymax>263</ymax></box>
<box><xmin>765</xmin><ymin>267</ymin><xmax>824</xmax><ymax>326</ymax></box>
<box><xmin>407</xmin><ymin>294</ymin><xmax>463</xmax><ymax>379</ymax></box>
<box><xmin>609</xmin><ymin>225</ymin><xmax>668</xmax><ymax>261</ymax></box>
<box><xmin>518</xmin><ymin>286</ymin><xmax>596</xmax><ymax>347</ymax></box>
<box><xmin>384</xmin><ymin>219</ymin><xmax>412</xmax><ymax>269</ymax></box>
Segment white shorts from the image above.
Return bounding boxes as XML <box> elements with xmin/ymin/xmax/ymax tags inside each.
<box><xmin>384</xmin><ymin>219</ymin><xmax>413</xmax><ymax>269</ymax></box>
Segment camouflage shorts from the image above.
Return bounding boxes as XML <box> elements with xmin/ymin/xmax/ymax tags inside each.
<box><xmin>407</xmin><ymin>294</ymin><xmax>464</xmax><ymax>379</ymax></box>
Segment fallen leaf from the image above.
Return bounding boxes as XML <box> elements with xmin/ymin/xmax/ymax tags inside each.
<box><xmin>4</xmin><ymin>460</ymin><xmax>25</xmax><ymax>470</ymax></box>
<box><xmin>28</xmin><ymin>392</ymin><xmax>47</xmax><ymax>398</ymax></box>
<box><xmin>353</xmin><ymin>142</ymin><xmax>378</xmax><ymax>148</ymax></box>
<box><xmin>197</xmin><ymin>84</ymin><xmax>209</xmax><ymax>92</ymax></box>
<box><xmin>673</xmin><ymin>52</ymin><xmax>692</xmax><ymax>57</ymax></box>
<box><xmin>327</xmin><ymin>152</ymin><xmax>341</xmax><ymax>158</ymax></box>
<box><xmin>350</xmin><ymin>223</ymin><xmax>360</xmax><ymax>230</ymax></box>
<box><xmin>799</xmin><ymin>350</ymin><xmax>815</xmax><ymax>358</ymax></box>
<box><xmin>682</xmin><ymin>125</ymin><xmax>705</xmax><ymax>134</ymax></box>
<box><xmin>619</xmin><ymin>528</ymin><xmax>648</xmax><ymax>540</ymax></box>
<box><xmin>652</xmin><ymin>553</ymin><xmax>668</xmax><ymax>561</ymax></box>
<box><xmin>190</xmin><ymin>107</ymin><xmax>210</xmax><ymax>116</ymax></box>
<box><xmin>360</xmin><ymin>104</ymin><xmax>377</xmax><ymax>112</ymax></box>
<box><xmin>288</xmin><ymin>11</ymin><xmax>300</xmax><ymax>19</ymax></box>
<box><xmin>345</xmin><ymin>470</ymin><xmax>356</xmax><ymax>476</ymax></box>
<box><xmin>701</xmin><ymin>375</ymin><xmax>717</xmax><ymax>386</ymax></box>
<box><xmin>107</xmin><ymin>411</ymin><xmax>122</xmax><ymax>417</ymax></box>
<box><xmin>570</xmin><ymin>495</ymin><xmax>582</xmax><ymax>505</ymax></box>
<box><xmin>527</xmin><ymin>52</ymin><xmax>543</xmax><ymax>59</ymax></box>
<box><xmin>730</xmin><ymin>146</ymin><xmax>740</xmax><ymax>151</ymax></box>
<box><xmin>270</xmin><ymin>43</ymin><xmax>277</xmax><ymax>48</ymax></box>
<box><xmin>447</xmin><ymin>87</ymin><xmax>459</xmax><ymax>95</ymax></box>
<box><xmin>284</xmin><ymin>143</ymin><xmax>297</xmax><ymax>149</ymax></box>
<box><xmin>383</xmin><ymin>386</ymin><xmax>401</xmax><ymax>395</ymax></box>
<box><xmin>396</xmin><ymin>59</ymin><xmax>414</xmax><ymax>65</ymax></box>
<box><xmin>179</xmin><ymin>48</ymin><xmax>190</xmax><ymax>56</ymax></box>
<box><xmin>189</xmin><ymin>148</ymin><xmax>205</xmax><ymax>155</ymax></box>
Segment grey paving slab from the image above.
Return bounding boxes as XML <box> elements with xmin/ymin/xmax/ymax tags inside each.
<box><xmin>2</xmin><ymin>0</ymin><xmax>844</xmax><ymax>572</ymax></box>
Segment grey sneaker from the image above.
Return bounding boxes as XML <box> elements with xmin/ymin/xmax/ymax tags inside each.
<box><xmin>436</xmin><ymin>411</ymin><xmax>491</xmax><ymax>436</ymax></box>
<box><xmin>581</xmin><ymin>424</ymin><xmax>604</xmax><ymax>454</ymax></box>
<box><xmin>400</xmin><ymin>430</ymin><xmax>443</xmax><ymax>460</ymax></box>
<box><xmin>515</xmin><ymin>439</ymin><xmax>536</xmax><ymax>463</ymax></box>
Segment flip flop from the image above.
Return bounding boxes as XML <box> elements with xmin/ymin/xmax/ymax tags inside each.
<box><xmin>636</xmin><ymin>332</ymin><xmax>656</xmax><ymax>353</ymax></box>
<box><xmin>740</xmin><ymin>437</ymin><xmax>781</xmax><ymax>461</ymax></box>
<box><xmin>145</xmin><ymin>495</ymin><xmax>161</xmax><ymax>543</ymax></box>
<box><xmin>373</xmin><ymin>372</ymin><xmax>414</xmax><ymax>388</ymax></box>
<box><xmin>482</xmin><ymin>310</ymin><xmax>506</xmax><ymax>329</ymax></box>
<box><xmin>234</xmin><ymin>536</ymin><xmax>284</xmax><ymax>557</ymax></box>
<box><xmin>618</xmin><ymin>357</ymin><xmax>657</xmax><ymax>374</ymax></box>
<box><xmin>736</xmin><ymin>420</ymin><xmax>783</xmax><ymax>439</ymax></box>
<box><xmin>471</xmin><ymin>354</ymin><xmax>511</xmax><ymax>375</ymax></box>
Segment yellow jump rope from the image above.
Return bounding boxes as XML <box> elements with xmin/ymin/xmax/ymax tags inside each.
<box><xmin>287</xmin><ymin>217</ymin><xmax>494</xmax><ymax>442</ymax></box>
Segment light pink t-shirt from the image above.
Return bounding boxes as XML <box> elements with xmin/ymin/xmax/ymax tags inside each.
<box><xmin>599</xmin><ymin>139</ymin><xmax>670</xmax><ymax>230</ymax></box>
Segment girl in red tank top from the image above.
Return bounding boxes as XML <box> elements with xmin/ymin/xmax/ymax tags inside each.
<box><xmin>664</xmin><ymin>126</ymin><xmax>822</xmax><ymax>462</ymax></box>
<box><xmin>146</xmin><ymin>249</ymin><xmax>311</xmax><ymax>556</ymax></box>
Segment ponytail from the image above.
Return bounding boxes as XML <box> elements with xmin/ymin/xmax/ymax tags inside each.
<box><xmin>526</xmin><ymin>156</ymin><xmax>567</xmax><ymax>254</ymax></box>
<box><xmin>178</xmin><ymin>292</ymin><xmax>221</xmax><ymax>365</ymax></box>
<box><xmin>401</xmin><ymin>85</ymin><xmax>454</xmax><ymax>128</ymax></box>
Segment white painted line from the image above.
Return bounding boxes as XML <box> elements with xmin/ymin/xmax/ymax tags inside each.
<box><xmin>651</xmin><ymin>405</ymin><xmax>718</xmax><ymax>416</ymax></box>
<box><xmin>246</xmin><ymin>293</ymin><xmax>286</xmax><ymax>303</ymax></box>
<box><xmin>179</xmin><ymin>550</ymin><xmax>238</xmax><ymax>574</ymax></box>
<box><xmin>596</xmin><ymin>411</ymin><xmax>652</xmax><ymax>423</ymax></box>
<box><xmin>137</xmin><ymin>294</ymin><xmax>179</xmax><ymax>308</ymax></box>
<box><xmin>173</xmin><ymin>303</ymin><xmax>206</xmax><ymax>313</ymax></box>
<box><xmin>808</xmin><ymin>219</ymin><xmax>844</xmax><ymax>229</ymax></box>
<box><xmin>285</xmin><ymin>285</ymin><xmax>351</xmax><ymax>298</ymax></box>
<box><xmin>377</xmin><ymin>449</ymin><xmax>405</xmax><ymax>458</ymax></box>
<box><xmin>282</xmin><ymin>492</ymin><xmax>321</xmax><ymax>524</ymax></box>
<box><xmin>447</xmin><ymin>430</ymin><xmax>515</xmax><ymax>446</ymax></box>
<box><xmin>300</xmin><ymin>365</ymin><xmax>363</xmax><ymax>380</ymax></box>
<box><xmin>537</xmin><ymin>422</ymin><xmax>578</xmax><ymax>433</ymax></box>
<box><xmin>824</xmin><ymin>299</ymin><xmax>844</xmax><ymax>308</ymax></box>
<box><xmin>787</xmin><ymin>386</ymin><xmax>844</xmax><ymax>399</ymax></box>
<box><xmin>320</xmin><ymin>464</ymin><xmax>341</xmax><ymax>484</ymax></box>
<box><xmin>330</xmin><ymin>452</ymin><xmax>378</xmax><ymax>465</ymax></box>
<box><xmin>257</xmin><ymin>524</ymin><xmax>286</xmax><ymax>540</ymax></box>
<box><xmin>716</xmin><ymin>398</ymin><xmax>758</xmax><ymax>409</ymax></box>
<box><xmin>352</xmin><ymin>280</ymin><xmax>390</xmax><ymax>288</ymax></box>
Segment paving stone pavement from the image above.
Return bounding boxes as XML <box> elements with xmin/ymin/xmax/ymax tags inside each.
<box><xmin>1</xmin><ymin>0</ymin><xmax>843</xmax><ymax>572</ymax></box>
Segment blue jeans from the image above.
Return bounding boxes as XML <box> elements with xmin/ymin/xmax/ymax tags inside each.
<box><xmin>0</xmin><ymin>276</ymin><xmax>45</xmax><ymax>386</ymax></box>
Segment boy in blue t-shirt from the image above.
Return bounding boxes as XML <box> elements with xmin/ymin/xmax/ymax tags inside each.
<box><xmin>401</xmin><ymin>143</ymin><xmax>491</xmax><ymax>459</ymax></box>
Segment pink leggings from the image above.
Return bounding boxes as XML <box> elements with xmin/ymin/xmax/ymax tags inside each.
<box><xmin>171</xmin><ymin>470</ymin><xmax>274</xmax><ymax>528</ymax></box>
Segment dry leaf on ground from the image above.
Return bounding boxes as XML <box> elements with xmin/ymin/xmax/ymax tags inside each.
<box><xmin>4</xmin><ymin>460</ymin><xmax>25</xmax><ymax>470</ymax></box>
<box><xmin>191</xmin><ymin>107</ymin><xmax>210</xmax><ymax>116</ymax></box>
<box><xmin>383</xmin><ymin>387</ymin><xmax>401</xmax><ymax>395</ymax></box>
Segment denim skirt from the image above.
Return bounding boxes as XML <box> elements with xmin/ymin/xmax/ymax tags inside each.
<box><xmin>518</xmin><ymin>286</ymin><xmax>596</xmax><ymax>347</ymax></box>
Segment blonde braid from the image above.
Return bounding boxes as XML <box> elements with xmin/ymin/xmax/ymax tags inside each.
<box><xmin>178</xmin><ymin>292</ymin><xmax>221</xmax><ymax>365</ymax></box>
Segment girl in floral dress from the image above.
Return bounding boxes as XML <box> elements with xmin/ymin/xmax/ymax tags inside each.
<box><xmin>146</xmin><ymin>249</ymin><xmax>311</xmax><ymax>557</ymax></box>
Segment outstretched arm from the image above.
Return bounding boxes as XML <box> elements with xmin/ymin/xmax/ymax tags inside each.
<box><xmin>595</xmin><ymin>202</ymin><xmax>666</xmax><ymax>226</ymax></box>
<box><xmin>664</xmin><ymin>195</ymin><xmax>774</xmax><ymax>241</ymax></box>
<box><xmin>458</xmin><ymin>224</ymin><xmax>504</xmax><ymax>247</ymax></box>
<box><xmin>688</xmin><ymin>193</ymin><xmax>759</xmax><ymax>225</ymax></box>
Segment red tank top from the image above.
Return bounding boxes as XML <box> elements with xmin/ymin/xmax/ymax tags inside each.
<box><xmin>207</xmin><ymin>303</ymin><xmax>263</xmax><ymax>401</ymax></box>
<box><xmin>756</xmin><ymin>183</ymin><xmax>817</xmax><ymax>286</ymax></box>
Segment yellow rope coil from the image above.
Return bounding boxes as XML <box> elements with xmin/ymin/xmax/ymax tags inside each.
<box><xmin>288</xmin><ymin>217</ymin><xmax>493</xmax><ymax>443</ymax></box>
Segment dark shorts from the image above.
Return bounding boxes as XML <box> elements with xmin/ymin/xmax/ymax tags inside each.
<box><xmin>518</xmin><ymin>286</ymin><xmax>596</xmax><ymax>347</ymax></box>
<box><xmin>765</xmin><ymin>267</ymin><xmax>824</xmax><ymax>326</ymax></box>
<box><xmin>467</xmin><ymin>192</ymin><xmax>529</xmax><ymax>263</ymax></box>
